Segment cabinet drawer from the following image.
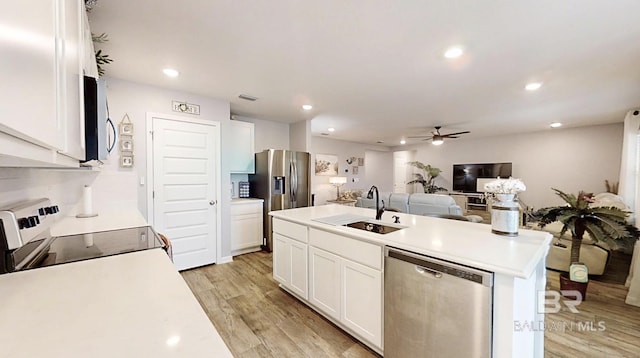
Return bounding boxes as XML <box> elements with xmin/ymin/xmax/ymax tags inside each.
<box><xmin>273</xmin><ymin>218</ymin><xmax>308</xmax><ymax>243</ymax></box>
<box><xmin>231</xmin><ymin>202</ymin><xmax>261</xmax><ymax>216</ymax></box>
<box><xmin>309</xmin><ymin>228</ymin><xmax>382</xmax><ymax>270</ymax></box>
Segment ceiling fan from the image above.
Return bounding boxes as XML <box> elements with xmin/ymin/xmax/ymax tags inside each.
<box><xmin>408</xmin><ymin>126</ymin><xmax>470</xmax><ymax>145</ymax></box>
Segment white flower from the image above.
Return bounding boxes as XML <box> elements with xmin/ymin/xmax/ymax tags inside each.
<box><xmin>484</xmin><ymin>177</ymin><xmax>526</xmax><ymax>194</ymax></box>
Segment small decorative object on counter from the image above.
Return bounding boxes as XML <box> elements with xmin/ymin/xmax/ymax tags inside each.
<box><xmin>484</xmin><ymin>177</ymin><xmax>526</xmax><ymax>236</ymax></box>
<box><xmin>238</xmin><ymin>181</ymin><xmax>250</xmax><ymax>198</ymax></box>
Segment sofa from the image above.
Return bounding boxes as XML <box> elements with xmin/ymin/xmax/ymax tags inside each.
<box><xmin>356</xmin><ymin>192</ymin><xmax>483</xmax><ymax>222</ymax></box>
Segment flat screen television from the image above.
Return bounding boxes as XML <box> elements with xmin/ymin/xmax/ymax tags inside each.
<box><xmin>452</xmin><ymin>162</ymin><xmax>512</xmax><ymax>193</ymax></box>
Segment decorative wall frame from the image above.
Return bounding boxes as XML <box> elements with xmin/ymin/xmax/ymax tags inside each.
<box><xmin>119</xmin><ymin>114</ymin><xmax>133</xmax><ymax>135</ymax></box>
<box><xmin>357</xmin><ymin>157</ymin><xmax>364</xmax><ymax>166</ymax></box>
<box><xmin>315</xmin><ymin>154</ymin><xmax>338</xmax><ymax>176</ymax></box>
<box><xmin>120</xmin><ymin>138</ymin><xmax>134</xmax><ymax>151</ymax></box>
<box><xmin>121</xmin><ymin>155</ymin><xmax>134</xmax><ymax>167</ymax></box>
<box><xmin>119</xmin><ymin>113</ymin><xmax>134</xmax><ymax>168</ymax></box>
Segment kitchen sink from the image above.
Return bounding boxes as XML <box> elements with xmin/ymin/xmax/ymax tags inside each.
<box><xmin>344</xmin><ymin>221</ymin><xmax>405</xmax><ymax>234</ymax></box>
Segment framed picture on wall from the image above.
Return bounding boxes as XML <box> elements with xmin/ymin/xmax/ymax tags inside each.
<box><xmin>315</xmin><ymin>154</ymin><xmax>338</xmax><ymax>176</ymax></box>
<box><xmin>120</xmin><ymin>139</ymin><xmax>133</xmax><ymax>152</ymax></box>
<box><xmin>352</xmin><ymin>166</ymin><xmax>359</xmax><ymax>175</ymax></box>
<box><xmin>120</xmin><ymin>155</ymin><xmax>134</xmax><ymax>168</ymax></box>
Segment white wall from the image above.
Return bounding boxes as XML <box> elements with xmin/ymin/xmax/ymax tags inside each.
<box><xmin>311</xmin><ymin>137</ymin><xmax>390</xmax><ymax>205</ymax></box>
<box><xmin>0</xmin><ymin>78</ymin><xmax>238</xmax><ymax>260</ymax></box>
<box><xmin>396</xmin><ymin>123</ymin><xmax>623</xmax><ymax>210</ymax></box>
<box><xmin>290</xmin><ymin>120</ymin><xmax>311</xmax><ymax>152</ymax></box>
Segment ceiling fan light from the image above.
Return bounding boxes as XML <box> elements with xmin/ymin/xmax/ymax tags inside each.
<box><xmin>432</xmin><ymin>138</ymin><xmax>444</xmax><ymax>146</ymax></box>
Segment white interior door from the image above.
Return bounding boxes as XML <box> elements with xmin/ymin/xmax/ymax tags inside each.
<box><xmin>151</xmin><ymin>116</ymin><xmax>219</xmax><ymax>271</ymax></box>
<box><xmin>393</xmin><ymin>151</ymin><xmax>409</xmax><ymax>193</ymax></box>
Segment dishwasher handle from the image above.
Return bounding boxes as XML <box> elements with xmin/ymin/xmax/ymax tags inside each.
<box><xmin>415</xmin><ymin>265</ymin><xmax>443</xmax><ymax>278</ymax></box>
<box><xmin>386</xmin><ymin>246</ymin><xmax>493</xmax><ymax>287</ymax></box>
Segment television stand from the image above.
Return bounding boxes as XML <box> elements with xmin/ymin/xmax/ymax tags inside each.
<box><xmin>449</xmin><ymin>192</ymin><xmax>487</xmax><ymax>212</ymax></box>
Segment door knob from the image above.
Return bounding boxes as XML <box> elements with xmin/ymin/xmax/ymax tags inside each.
<box><xmin>209</xmin><ymin>200</ymin><xmax>217</xmax><ymax>206</ymax></box>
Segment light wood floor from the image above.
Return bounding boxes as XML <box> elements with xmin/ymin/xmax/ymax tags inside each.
<box><xmin>182</xmin><ymin>251</ymin><xmax>640</xmax><ymax>358</ymax></box>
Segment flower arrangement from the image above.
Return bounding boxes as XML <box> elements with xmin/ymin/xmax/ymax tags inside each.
<box><xmin>484</xmin><ymin>177</ymin><xmax>526</xmax><ymax>194</ymax></box>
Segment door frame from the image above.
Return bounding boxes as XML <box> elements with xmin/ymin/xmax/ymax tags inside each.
<box><xmin>145</xmin><ymin>112</ymin><xmax>222</xmax><ymax>265</ymax></box>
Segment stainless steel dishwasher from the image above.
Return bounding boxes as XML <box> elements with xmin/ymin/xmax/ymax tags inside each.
<box><xmin>384</xmin><ymin>246</ymin><xmax>493</xmax><ymax>357</ymax></box>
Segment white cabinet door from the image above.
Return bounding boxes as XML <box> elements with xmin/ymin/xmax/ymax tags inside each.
<box><xmin>230</xmin><ymin>201</ymin><xmax>263</xmax><ymax>254</ymax></box>
<box><xmin>59</xmin><ymin>0</ymin><xmax>85</xmax><ymax>160</ymax></box>
<box><xmin>0</xmin><ymin>0</ymin><xmax>85</xmax><ymax>165</ymax></box>
<box><xmin>290</xmin><ymin>239</ymin><xmax>308</xmax><ymax>299</ymax></box>
<box><xmin>309</xmin><ymin>247</ymin><xmax>341</xmax><ymax>320</ymax></box>
<box><xmin>342</xmin><ymin>259</ymin><xmax>383</xmax><ymax>348</ymax></box>
<box><xmin>272</xmin><ymin>233</ymin><xmax>308</xmax><ymax>299</ymax></box>
<box><xmin>0</xmin><ymin>2</ymin><xmax>62</xmax><ymax>151</ymax></box>
<box><xmin>273</xmin><ymin>233</ymin><xmax>291</xmax><ymax>286</ymax></box>
<box><xmin>229</xmin><ymin>121</ymin><xmax>255</xmax><ymax>173</ymax></box>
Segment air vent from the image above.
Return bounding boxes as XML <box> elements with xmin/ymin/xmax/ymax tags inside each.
<box><xmin>238</xmin><ymin>94</ymin><xmax>258</xmax><ymax>101</ymax></box>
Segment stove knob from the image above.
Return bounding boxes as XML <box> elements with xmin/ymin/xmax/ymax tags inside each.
<box><xmin>18</xmin><ymin>218</ymin><xmax>29</xmax><ymax>229</ymax></box>
<box><xmin>28</xmin><ymin>216</ymin><xmax>38</xmax><ymax>227</ymax></box>
<box><xmin>52</xmin><ymin>206</ymin><xmax>59</xmax><ymax>214</ymax></box>
<box><xmin>45</xmin><ymin>207</ymin><xmax>52</xmax><ymax>215</ymax></box>
<box><xmin>39</xmin><ymin>208</ymin><xmax>45</xmax><ymax>216</ymax></box>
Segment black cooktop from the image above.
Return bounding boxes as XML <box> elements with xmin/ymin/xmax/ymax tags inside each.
<box><xmin>34</xmin><ymin>226</ymin><xmax>165</xmax><ymax>269</ymax></box>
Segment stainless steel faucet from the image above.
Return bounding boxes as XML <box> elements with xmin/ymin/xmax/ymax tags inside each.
<box><xmin>367</xmin><ymin>185</ymin><xmax>385</xmax><ymax>220</ymax></box>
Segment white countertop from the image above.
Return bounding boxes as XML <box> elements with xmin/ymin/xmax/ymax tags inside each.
<box><xmin>0</xmin><ymin>249</ymin><xmax>233</xmax><ymax>358</ymax></box>
<box><xmin>270</xmin><ymin>205</ymin><xmax>552</xmax><ymax>278</ymax></box>
<box><xmin>51</xmin><ymin>208</ymin><xmax>149</xmax><ymax>237</ymax></box>
<box><xmin>231</xmin><ymin>198</ymin><xmax>264</xmax><ymax>204</ymax></box>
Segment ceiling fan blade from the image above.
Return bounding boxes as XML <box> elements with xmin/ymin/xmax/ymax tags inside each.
<box><xmin>442</xmin><ymin>131</ymin><xmax>470</xmax><ymax>137</ymax></box>
<box><xmin>407</xmin><ymin>135</ymin><xmax>433</xmax><ymax>139</ymax></box>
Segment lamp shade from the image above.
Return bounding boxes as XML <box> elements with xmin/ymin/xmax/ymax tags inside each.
<box><xmin>329</xmin><ymin>176</ymin><xmax>347</xmax><ymax>185</ymax></box>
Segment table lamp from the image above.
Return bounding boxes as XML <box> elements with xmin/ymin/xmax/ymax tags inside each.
<box><xmin>329</xmin><ymin>176</ymin><xmax>347</xmax><ymax>200</ymax></box>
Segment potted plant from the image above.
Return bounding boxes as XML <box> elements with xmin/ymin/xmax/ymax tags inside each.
<box><xmin>535</xmin><ymin>188</ymin><xmax>639</xmax><ymax>299</ymax></box>
<box><xmin>407</xmin><ymin>161</ymin><xmax>446</xmax><ymax>193</ymax></box>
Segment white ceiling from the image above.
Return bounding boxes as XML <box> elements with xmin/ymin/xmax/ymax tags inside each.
<box><xmin>87</xmin><ymin>0</ymin><xmax>640</xmax><ymax>146</ymax></box>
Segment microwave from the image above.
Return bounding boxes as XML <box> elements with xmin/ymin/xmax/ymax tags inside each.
<box><xmin>82</xmin><ymin>76</ymin><xmax>114</xmax><ymax>166</ymax></box>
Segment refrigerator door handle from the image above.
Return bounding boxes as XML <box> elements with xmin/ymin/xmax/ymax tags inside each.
<box><xmin>290</xmin><ymin>161</ymin><xmax>298</xmax><ymax>203</ymax></box>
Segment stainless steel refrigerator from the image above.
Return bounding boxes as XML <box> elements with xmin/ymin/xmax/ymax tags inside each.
<box><xmin>249</xmin><ymin>149</ymin><xmax>311</xmax><ymax>251</ymax></box>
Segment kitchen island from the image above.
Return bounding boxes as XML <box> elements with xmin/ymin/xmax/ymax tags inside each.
<box><xmin>0</xmin><ymin>249</ymin><xmax>233</xmax><ymax>357</ymax></box>
<box><xmin>270</xmin><ymin>204</ymin><xmax>552</xmax><ymax>358</ymax></box>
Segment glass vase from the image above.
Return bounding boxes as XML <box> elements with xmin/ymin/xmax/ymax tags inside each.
<box><xmin>491</xmin><ymin>193</ymin><xmax>519</xmax><ymax>236</ymax></box>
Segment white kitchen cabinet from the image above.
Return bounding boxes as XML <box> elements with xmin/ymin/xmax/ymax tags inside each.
<box><xmin>307</xmin><ymin>228</ymin><xmax>383</xmax><ymax>349</ymax></box>
<box><xmin>229</xmin><ymin>121</ymin><xmax>255</xmax><ymax>173</ymax></box>
<box><xmin>309</xmin><ymin>247</ymin><xmax>341</xmax><ymax>320</ymax></box>
<box><xmin>0</xmin><ymin>0</ymin><xmax>86</xmax><ymax>166</ymax></box>
<box><xmin>272</xmin><ymin>218</ymin><xmax>308</xmax><ymax>299</ymax></box>
<box><xmin>341</xmin><ymin>259</ymin><xmax>382</xmax><ymax>348</ymax></box>
<box><xmin>230</xmin><ymin>199</ymin><xmax>263</xmax><ymax>255</ymax></box>
<box><xmin>59</xmin><ymin>0</ymin><xmax>85</xmax><ymax>161</ymax></box>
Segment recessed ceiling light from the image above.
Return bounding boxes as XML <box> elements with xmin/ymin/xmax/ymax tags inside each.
<box><xmin>302</xmin><ymin>104</ymin><xmax>313</xmax><ymax>110</ymax></box>
<box><xmin>550</xmin><ymin>122</ymin><xmax>562</xmax><ymax>128</ymax></box>
<box><xmin>525</xmin><ymin>82</ymin><xmax>543</xmax><ymax>91</ymax></box>
<box><xmin>162</xmin><ymin>68</ymin><xmax>179</xmax><ymax>77</ymax></box>
<box><xmin>444</xmin><ymin>46</ymin><xmax>464</xmax><ymax>59</ymax></box>
<box><xmin>328</xmin><ymin>127</ymin><xmax>335</xmax><ymax>132</ymax></box>
<box><xmin>400</xmin><ymin>139</ymin><xmax>406</xmax><ymax>145</ymax></box>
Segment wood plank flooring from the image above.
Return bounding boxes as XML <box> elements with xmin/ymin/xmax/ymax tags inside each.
<box><xmin>182</xmin><ymin>251</ymin><xmax>640</xmax><ymax>358</ymax></box>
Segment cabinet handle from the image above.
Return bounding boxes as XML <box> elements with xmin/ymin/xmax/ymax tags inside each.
<box><xmin>209</xmin><ymin>200</ymin><xmax>217</xmax><ymax>206</ymax></box>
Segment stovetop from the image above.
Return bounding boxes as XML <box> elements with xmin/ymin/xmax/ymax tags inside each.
<box><xmin>1</xmin><ymin>198</ymin><xmax>167</xmax><ymax>273</ymax></box>
<box><xmin>36</xmin><ymin>226</ymin><xmax>165</xmax><ymax>269</ymax></box>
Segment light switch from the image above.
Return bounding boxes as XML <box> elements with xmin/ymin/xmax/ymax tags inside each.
<box><xmin>140</xmin><ymin>176</ymin><xmax>145</xmax><ymax>186</ymax></box>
